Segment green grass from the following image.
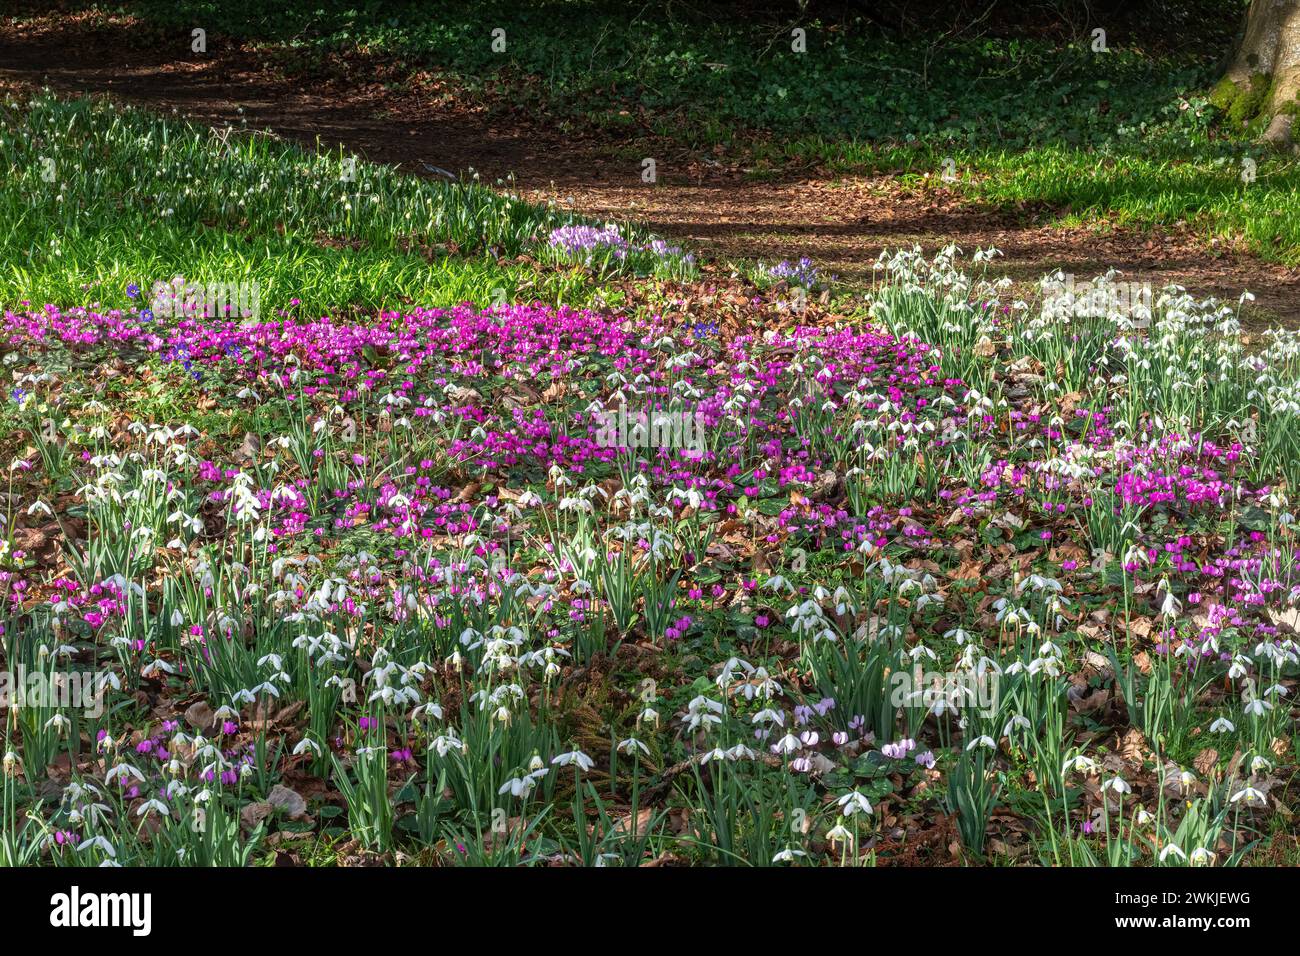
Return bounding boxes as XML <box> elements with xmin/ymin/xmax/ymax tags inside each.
<box><xmin>757</xmin><ymin>131</ymin><xmax>1300</xmax><ymax>264</ymax></box>
<box><xmin>972</xmin><ymin>146</ymin><xmax>1300</xmax><ymax>262</ymax></box>
<box><xmin>0</xmin><ymin>92</ymin><xmax>688</xmax><ymax>313</ymax></box>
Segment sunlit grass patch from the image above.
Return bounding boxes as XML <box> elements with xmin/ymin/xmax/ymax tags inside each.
<box><xmin>0</xmin><ymin>92</ymin><xmax>693</xmax><ymax>313</ymax></box>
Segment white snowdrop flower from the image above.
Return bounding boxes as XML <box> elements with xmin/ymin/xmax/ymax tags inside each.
<box><xmin>1230</xmin><ymin>787</ymin><xmax>1266</xmax><ymax>807</ymax></box>
<box><xmin>1062</xmin><ymin>754</ymin><xmax>1099</xmax><ymax>775</ymax></box>
<box><xmin>684</xmin><ymin>695</ymin><xmax>723</xmax><ymax>732</ymax></box>
<box><xmin>907</xmin><ymin>643</ymin><xmax>937</xmax><ymax>663</ymax></box>
<box><xmin>826</xmin><ymin>823</ymin><xmax>855</xmax><ymax>849</ymax></box>
<box><xmin>715</xmin><ymin>657</ymin><xmax>755</xmax><ymax>690</ymax></box>
<box><xmin>136</xmin><ymin>799</ymin><xmax>172</xmax><ymax>819</ymax></box>
<box><xmin>105</xmin><ymin>763</ymin><xmax>144</xmax><ymax>785</ymax></box>
<box><xmin>929</xmin><ymin>695</ymin><xmax>957</xmax><ymax>717</ymax></box>
<box><xmin>44</xmin><ymin>713</ymin><xmax>72</xmax><ymax>736</ymax></box>
<box><xmin>498</xmin><ymin>775</ymin><xmax>537</xmax><ymax>798</ymax></box>
<box><xmin>412</xmin><ymin>702</ymin><xmax>444</xmax><ymax>722</ymax></box>
<box><xmin>764</xmin><ymin>575</ymin><xmax>795</xmax><ymax>595</ymax></box>
<box><xmin>771</xmin><ymin>733</ymin><xmax>801</xmax><ymax>755</ymax></box>
<box><xmin>1002</xmin><ymin>714</ymin><xmax>1030</xmax><ymax>737</ymax></box>
<box><xmin>1243</xmin><ymin>697</ymin><xmax>1272</xmax><ymax>717</ymax></box>
<box><xmin>1103</xmin><ymin>776</ymin><xmax>1131</xmax><ymax>796</ymax></box>
<box><xmin>1160</xmin><ymin>590</ymin><xmax>1182</xmax><ymax>618</ymax></box>
<box><xmin>551</xmin><ymin>750</ymin><xmax>594</xmax><ymax>773</ymax></box>
<box><xmin>431</xmin><ymin>733</ymin><xmax>466</xmax><ymax>757</ymax></box>
<box><xmin>837</xmin><ymin>791</ymin><xmax>874</xmax><ymax>816</ymax></box>
<box><xmin>78</xmin><ymin>836</ymin><xmax>118</xmax><ymax>858</ymax></box>
<box><xmin>617</xmin><ymin>737</ymin><xmax>649</xmax><ymax>757</ymax></box>
<box><xmin>744</xmin><ymin>667</ymin><xmax>782</xmax><ymax>700</ymax></box>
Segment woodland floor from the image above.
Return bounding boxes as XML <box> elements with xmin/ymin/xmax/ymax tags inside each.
<box><xmin>3</xmin><ymin>10</ymin><xmax>1299</xmax><ymax>324</ymax></box>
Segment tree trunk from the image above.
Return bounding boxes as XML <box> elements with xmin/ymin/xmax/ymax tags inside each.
<box><xmin>1214</xmin><ymin>0</ymin><xmax>1300</xmax><ymax>145</ymax></box>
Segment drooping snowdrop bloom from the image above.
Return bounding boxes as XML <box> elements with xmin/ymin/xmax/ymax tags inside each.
<box><xmin>1062</xmin><ymin>754</ymin><xmax>1099</xmax><ymax>775</ymax></box>
<box><xmin>825</xmin><ymin>822</ymin><xmax>855</xmax><ymax>850</ymax></box>
<box><xmin>551</xmin><ymin>750</ymin><xmax>594</xmax><ymax>773</ymax></box>
<box><xmin>617</xmin><ymin>737</ymin><xmax>649</xmax><ymax>757</ymax></box>
<box><xmin>105</xmin><ymin>763</ymin><xmax>145</xmax><ymax>786</ymax></box>
<box><xmin>1002</xmin><ymin>714</ymin><xmax>1030</xmax><ymax>738</ymax></box>
<box><xmin>136</xmin><ymin>799</ymin><xmax>172</xmax><ymax>819</ymax></box>
<box><xmin>684</xmin><ymin>696</ymin><xmax>723</xmax><ymax>733</ymax></box>
<box><xmin>1230</xmin><ymin>787</ymin><xmax>1266</xmax><ymax>807</ymax></box>
<box><xmin>771</xmin><ymin>732</ymin><xmax>801</xmax><ymax>756</ymax></box>
<box><xmin>44</xmin><ymin>713</ymin><xmax>71</xmax><ymax>736</ymax></box>
<box><xmin>78</xmin><ymin>835</ymin><xmax>118</xmax><ymax>858</ymax></box>
<box><xmin>498</xmin><ymin>775</ymin><xmax>539</xmax><ymax>799</ymax></box>
<box><xmin>293</xmin><ymin>737</ymin><xmax>323</xmax><ymax>758</ymax></box>
<box><xmin>837</xmin><ymin>791</ymin><xmax>873</xmax><ymax>816</ymax></box>
<box><xmin>1243</xmin><ymin>697</ymin><xmax>1272</xmax><ymax>718</ymax></box>
<box><xmin>1103</xmin><ymin>776</ymin><xmax>1131</xmax><ymax>796</ymax></box>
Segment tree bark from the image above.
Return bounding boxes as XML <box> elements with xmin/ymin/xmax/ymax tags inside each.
<box><xmin>1216</xmin><ymin>0</ymin><xmax>1300</xmax><ymax>145</ymax></box>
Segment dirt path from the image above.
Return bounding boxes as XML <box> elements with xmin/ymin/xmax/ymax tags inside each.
<box><xmin>4</xmin><ymin>12</ymin><xmax>1299</xmax><ymax>324</ymax></box>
